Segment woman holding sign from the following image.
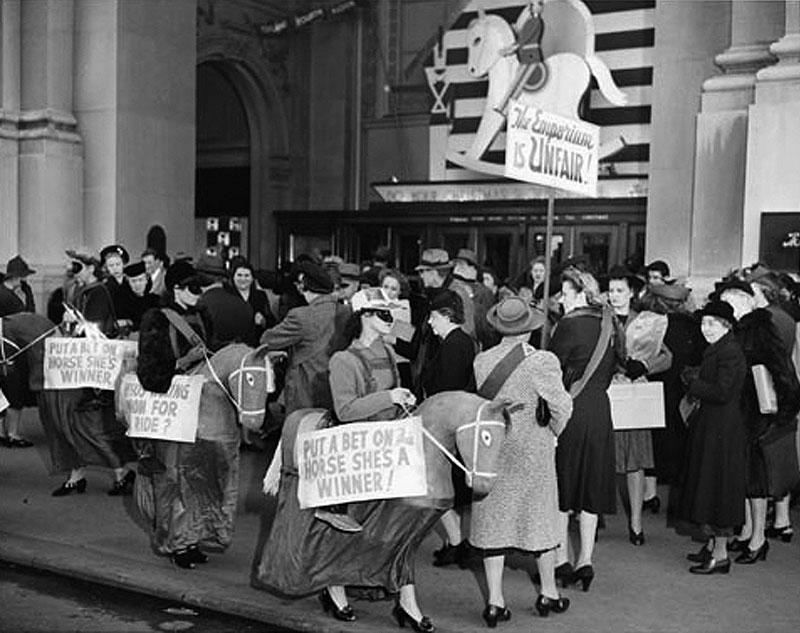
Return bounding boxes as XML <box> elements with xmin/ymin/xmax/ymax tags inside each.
<box><xmin>45</xmin><ymin>249</ymin><xmax>136</xmax><ymax>498</ymax></box>
<box><xmin>324</xmin><ymin>288</ymin><xmax>430</xmax><ymax>630</ymax></box>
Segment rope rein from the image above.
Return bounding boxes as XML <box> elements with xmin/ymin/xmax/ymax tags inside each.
<box><xmin>401</xmin><ymin>401</ymin><xmax>504</xmax><ymax>487</ymax></box>
<box><xmin>0</xmin><ymin>318</ymin><xmax>63</xmax><ymax>367</ymax></box>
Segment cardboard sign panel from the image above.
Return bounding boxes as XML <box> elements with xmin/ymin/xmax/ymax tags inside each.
<box><xmin>608</xmin><ymin>382</ymin><xmax>665</xmax><ymax>430</ymax></box>
<box><xmin>296</xmin><ymin>417</ymin><xmax>428</xmax><ymax>509</ymax></box>
<box><xmin>120</xmin><ymin>374</ymin><xmax>205</xmax><ymax>444</ymax></box>
<box><xmin>505</xmin><ymin>101</ymin><xmax>600</xmax><ymax>197</ymax></box>
<box><xmin>44</xmin><ymin>338</ymin><xmax>138</xmax><ymax>390</ymax></box>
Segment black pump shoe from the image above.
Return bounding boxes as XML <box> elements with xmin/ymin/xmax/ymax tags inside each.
<box><xmin>569</xmin><ymin>565</ymin><xmax>594</xmax><ymax>592</ymax></box>
<box><xmin>687</xmin><ymin>544</ymin><xmax>713</xmax><ymax>563</ymax></box>
<box><xmin>629</xmin><ymin>526</ymin><xmax>645</xmax><ymax>546</ymax></box>
<box><xmin>52</xmin><ymin>478</ymin><xmax>87</xmax><ymax>497</ymax></box>
<box><xmin>108</xmin><ymin>471</ymin><xmax>136</xmax><ymax>496</ymax></box>
<box><xmin>320</xmin><ymin>588</ymin><xmax>356</xmax><ymax>622</ymax></box>
<box><xmin>535</xmin><ymin>595</ymin><xmax>570</xmax><ymax>617</ymax></box>
<box><xmin>765</xmin><ymin>525</ymin><xmax>794</xmax><ymax>542</ymax></box>
<box><xmin>392</xmin><ymin>603</ymin><xmax>434</xmax><ymax>632</ymax></box>
<box><xmin>735</xmin><ymin>540</ymin><xmax>769</xmax><ymax>564</ymax></box>
<box><xmin>482</xmin><ymin>604</ymin><xmax>511</xmax><ymax>628</ymax></box>
<box><xmin>727</xmin><ymin>538</ymin><xmax>751</xmax><ymax>553</ymax></box>
<box><xmin>171</xmin><ymin>549</ymin><xmax>196</xmax><ymax>569</ymax></box>
<box><xmin>642</xmin><ymin>495</ymin><xmax>661</xmax><ymax>514</ymax></box>
<box><xmin>554</xmin><ymin>562</ymin><xmax>574</xmax><ymax>588</ymax></box>
<box><xmin>187</xmin><ymin>544</ymin><xmax>208</xmax><ymax>564</ymax></box>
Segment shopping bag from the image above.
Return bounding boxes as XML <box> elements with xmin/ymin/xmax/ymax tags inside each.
<box><xmin>608</xmin><ymin>382</ymin><xmax>665</xmax><ymax>430</ymax></box>
<box><xmin>752</xmin><ymin>364</ymin><xmax>778</xmax><ymax>414</ymax></box>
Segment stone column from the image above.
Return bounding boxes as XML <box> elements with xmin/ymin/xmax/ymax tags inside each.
<box><xmin>0</xmin><ymin>0</ymin><xmax>22</xmax><ymax>258</ymax></box>
<box><xmin>16</xmin><ymin>0</ymin><xmax>84</xmax><ymax>309</ymax></box>
<box><xmin>646</xmin><ymin>0</ymin><xmax>731</xmax><ymax>281</ymax></box>
<box><xmin>689</xmin><ymin>0</ymin><xmax>783</xmax><ymax>292</ymax></box>
<box><xmin>741</xmin><ymin>0</ymin><xmax>800</xmax><ymax>265</ymax></box>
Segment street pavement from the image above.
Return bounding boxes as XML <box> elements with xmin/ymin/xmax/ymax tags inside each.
<box><xmin>2</xmin><ymin>409</ymin><xmax>800</xmax><ymax>633</ymax></box>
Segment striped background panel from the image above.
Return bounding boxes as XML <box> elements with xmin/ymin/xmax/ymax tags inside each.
<box><xmin>432</xmin><ymin>0</ymin><xmax>655</xmax><ymax>181</ymax></box>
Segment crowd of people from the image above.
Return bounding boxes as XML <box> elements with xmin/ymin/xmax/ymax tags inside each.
<box><xmin>2</xmin><ymin>239</ymin><xmax>800</xmax><ymax>630</ymax></box>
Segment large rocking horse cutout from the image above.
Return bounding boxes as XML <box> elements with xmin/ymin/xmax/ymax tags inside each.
<box><xmin>446</xmin><ymin>0</ymin><xmax>628</xmax><ymax>176</ymax></box>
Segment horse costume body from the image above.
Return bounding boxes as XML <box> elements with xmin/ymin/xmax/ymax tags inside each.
<box><xmin>119</xmin><ymin>342</ymin><xmax>273</xmax><ymax>554</ymax></box>
<box><xmin>255</xmin><ymin>392</ymin><xmax>509</xmax><ymax>596</ymax></box>
<box><xmin>447</xmin><ymin>1</ymin><xmax>628</xmax><ymax>174</ymax></box>
<box><xmin>1</xmin><ymin>313</ymin><xmax>135</xmax><ymax>474</ymax></box>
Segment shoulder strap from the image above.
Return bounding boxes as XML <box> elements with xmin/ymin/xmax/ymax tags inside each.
<box><xmin>478</xmin><ymin>343</ymin><xmax>527</xmax><ymax>400</ymax></box>
<box><xmin>569</xmin><ymin>307</ymin><xmax>613</xmax><ymax>400</ymax></box>
<box><xmin>347</xmin><ymin>345</ymin><xmax>378</xmax><ymax>394</ymax></box>
<box><xmin>161</xmin><ymin>308</ymin><xmax>206</xmax><ymax>350</ymax></box>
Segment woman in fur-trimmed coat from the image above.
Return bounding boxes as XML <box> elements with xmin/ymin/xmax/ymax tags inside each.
<box><xmin>719</xmin><ymin>282</ymin><xmax>800</xmax><ymax>564</ymax></box>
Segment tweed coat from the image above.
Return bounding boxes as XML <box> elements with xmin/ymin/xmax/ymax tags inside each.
<box><xmin>470</xmin><ymin>339</ymin><xmax>572</xmax><ymax>552</ymax></box>
<box><xmin>261</xmin><ymin>294</ymin><xmax>351</xmax><ymax>414</ymax></box>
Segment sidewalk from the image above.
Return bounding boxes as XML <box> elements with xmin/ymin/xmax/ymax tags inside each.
<box><xmin>2</xmin><ymin>409</ymin><xmax>800</xmax><ymax>632</ymax></box>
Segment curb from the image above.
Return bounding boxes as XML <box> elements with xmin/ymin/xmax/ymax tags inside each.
<box><xmin>0</xmin><ymin>531</ymin><xmax>369</xmax><ymax>633</ymax></box>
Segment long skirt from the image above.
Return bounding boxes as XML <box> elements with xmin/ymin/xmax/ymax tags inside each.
<box><xmin>255</xmin><ymin>471</ymin><xmax>443</xmax><ymax>597</ymax></box>
<box><xmin>133</xmin><ymin>432</ymin><xmax>241</xmax><ymax>554</ymax></box>
<box><xmin>38</xmin><ymin>389</ymin><xmax>134</xmax><ymax>475</ymax></box>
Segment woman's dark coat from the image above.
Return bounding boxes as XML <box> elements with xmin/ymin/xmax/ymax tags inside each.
<box><xmin>676</xmin><ymin>330</ymin><xmax>747</xmax><ymax>533</ymax></box>
<box><xmin>735</xmin><ymin>308</ymin><xmax>800</xmax><ymax>497</ymax></box>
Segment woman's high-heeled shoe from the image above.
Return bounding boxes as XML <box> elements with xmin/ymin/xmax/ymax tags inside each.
<box><xmin>51</xmin><ymin>478</ymin><xmax>87</xmax><ymax>497</ymax></box>
<box><xmin>535</xmin><ymin>595</ymin><xmax>570</xmax><ymax>617</ymax></box>
<box><xmin>482</xmin><ymin>604</ymin><xmax>511</xmax><ymax>628</ymax></box>
<box><xmin>186</xmin><ymin>544</ymin><xmax>208</xmax><ymax>564</ymax></box>
<box><xmin>569</xmin><ymin>565</ymin><xmax>594</xmax><ymax>592</ymax></box>
<box><xmin>554</xmin><ymin>562</ymin><xmax>574</xmax><ymax>588</ymax></box>
<box><xmin>765</xmin><ymin>525</ymin><xmax>794</xmax><ymax>543</ymax></box>
<box><xmin>642</xmin><ymin>495</ymin><xmax>661</xmax><ymax>514</ymax></box>
<box><xmin>319</xmin><ymin>588</ymin><xmax>356</xmax><ymax>622</ymax></box>
<box><xmin>735</xmin><ymin>540</ymin><xmax>769</xmax><ymax>564</ymax></box>
<box><xmin>108</xmin><ymin>470</ymin><xmax>136</xmax><ymax>496</ymax></box>
<box><xmin>727</xmin><ymin>537</ymin><xmax>750</xmax><ymax>553</ymax></box>
<box><xmin>628</xmin><ymin>526</ymin><xmax>645</xmax><ymax>546</ymax></box>
<box><xmin>171</xmin><ymin>548</ymin><xmax>196</xmax><ymax>569</ymax></box>
<box><xmin>392</xmin><ymin>603</ymin><xmax>434</xmax><ymax>632</ymax></box>
<box><xmin>687</xmin><ymin>544</ymin><xmax>713</xmax><ymax>563</ymax></box>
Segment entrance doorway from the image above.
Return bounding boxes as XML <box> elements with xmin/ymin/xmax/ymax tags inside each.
<box><xmin>195</xmin><ymin>63</ymin><xmax>251</xmax><ymax>261</ymax></box>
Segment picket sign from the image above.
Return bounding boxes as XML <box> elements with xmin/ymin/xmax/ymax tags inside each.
<box><xmin>119</xmin><ymin>373</ymin><xmax>205</xmax><ymax>444</ymax></box>
<box><xmin>608</xmin><ymin>382</ymin><xmax>665</xmax><ymax>430</ymax></box>
<box><xmin>43</xmin><ymin>337</ymin><xmax>138</xmax><ymax>390</ymax></box>
<box><xmin>296</xmin><ymin>417</ymin><xmax>428</xmax><ymax>509</ymax></box>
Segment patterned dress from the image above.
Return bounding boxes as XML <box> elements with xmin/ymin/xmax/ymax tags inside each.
<box><xmin>470</xmin><ymin>339</ymin><xmax>572</xmax><ymax>553</ymax></box>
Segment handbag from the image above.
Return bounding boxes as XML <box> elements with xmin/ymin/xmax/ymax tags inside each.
<box><xmin>758</xmin><ymin>419</ymin><xmax>800</xmax><ymax>498</ymax></box>
<box><xmin>678</xmin><ymin>394</ymin><xmax>700</xmax><ymax>426</ymax></box>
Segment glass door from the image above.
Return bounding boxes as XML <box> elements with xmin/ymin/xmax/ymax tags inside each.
<box><xmin>574</xmin><ymin>225</ymin><xmax>619</xmax><ymax>274</ymax></box>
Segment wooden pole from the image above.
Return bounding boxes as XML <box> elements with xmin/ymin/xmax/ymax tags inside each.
<box><xmin>540</xmin><ymin>189</ymin><xmax>556</xmax><ymax>348</ymax></box>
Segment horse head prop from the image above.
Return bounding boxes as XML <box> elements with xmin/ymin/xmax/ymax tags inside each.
<box><xmin>191</xmin><ymin>343</ymin><xmax>275</xmax><ymax>431</ymax></box>
<box><xmin>414</xmin><ymin>391</ymin><xmax>510</xmax><ymax>498</ymax></box>
<box><xmin>450</xmin><ymin>0</ymin><xmax>628</xmax><ymax>173</ymax></box>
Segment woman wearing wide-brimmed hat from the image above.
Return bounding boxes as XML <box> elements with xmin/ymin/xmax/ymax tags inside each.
<box><xmin>471</xmin><ymin>296</ymin><xmax>573</xmax><ymax>625</ymax></box>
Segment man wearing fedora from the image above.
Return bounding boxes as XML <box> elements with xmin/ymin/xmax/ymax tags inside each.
<box><xmin>261</xmin><ymin>261</ymin><xmax>351</xmax><ymax>415</ymax></box>
<box><xmin>0</xmin><ymin>255</ymin><xmax>37</xmax><ymax>448</ymax></box>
